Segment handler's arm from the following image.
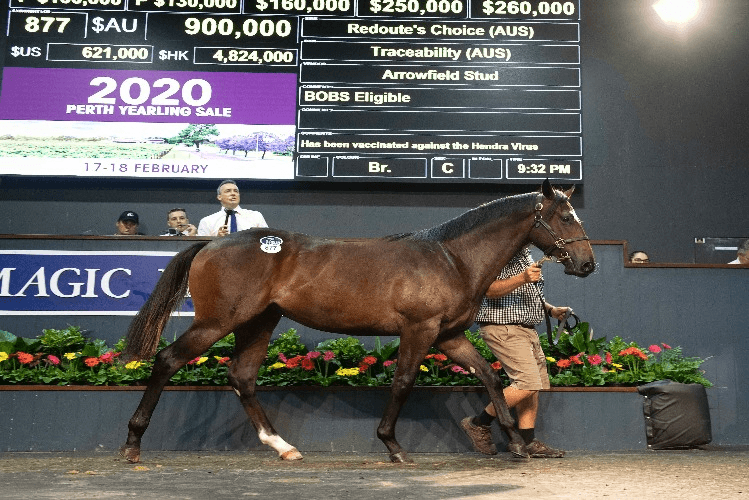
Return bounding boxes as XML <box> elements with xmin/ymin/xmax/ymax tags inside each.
<box><xmin>485</xmin><ymin>265</ymin><xmax>541</xmax><ymax>299</ymax></box>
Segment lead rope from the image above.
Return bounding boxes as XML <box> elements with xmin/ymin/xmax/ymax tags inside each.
<box><xmin>534</xmin><ymin>256</ymin><xmax>574</xmax><ymax>346</ymax></box>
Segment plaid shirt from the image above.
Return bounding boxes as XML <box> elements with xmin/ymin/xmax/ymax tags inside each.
<box><xmin>475</xmin><ymin>248</ymin><xmax>545</xmax><ymax>325</ymax></box>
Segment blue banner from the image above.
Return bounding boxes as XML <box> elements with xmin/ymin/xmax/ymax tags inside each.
<box><xmin>0</xmin><ymin>251</ymin><xmax>194</xmax><ymax>315</ymax></box>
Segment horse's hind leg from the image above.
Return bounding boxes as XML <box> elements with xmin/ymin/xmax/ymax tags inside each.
<box><xmin>120</xmin><ymin>320</ymin><xmax>227</xmax><ymax>463</ymax></box>
<box><xmin>228</xmin><ymin>311</ymin><xmax>302</xmax><ymax>460</ymax></box>
<box><xmin>434</xmin><ymin>333</ymin><xmax>529</xmax><ymax>458</ymax></box>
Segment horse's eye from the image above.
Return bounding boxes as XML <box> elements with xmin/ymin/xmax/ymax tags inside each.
<box><xmin>561</xmin><ymin>215</ymin><xmax>571</xmax><ymax>223</ymax></box>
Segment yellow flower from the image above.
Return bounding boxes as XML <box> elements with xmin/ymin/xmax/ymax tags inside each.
<box><xmin>335</xmin><ymin>367</ymin><xmax>360</xmax><ymax>377</ymax></box>
<box><xmin>419</xmin><ymin>365</ymin><xmax>428</xmax><ymax>372</ymax></box>
<box><xmin>64</xmin><ymin>352</ymin><xmax>77</xmax><ymax>360</ymax></box>
<box><xmin>0</xmin><ymin>352</ymin><xmax>8</xmax><ymax>362</ymax></box>
<box><xmin>546</xmin><ymin>356</ymin><xmax>556</xmax><ymax>363</ymax></box>
<box><xmin>612</xmin><ymin>363</ymin><xmax>623</xmax><ymax>370</ymax></box>
<box><xmin>270</xmin><ymin>362</ymin><xmax>286</xmax><ymax>370</ymax></box>
<box><xmin>125</xmin><ymin>361</ymin><xmax>144</xmax><ymax>370</ymax></box>
<box><xmin>196</xmin><ymin>357</ymin><xmax>208</xmax><ymax>365</ymax></box>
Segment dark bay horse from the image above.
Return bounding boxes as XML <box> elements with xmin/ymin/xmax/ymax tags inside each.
<box><xmin>120</xmin><ymin>180</ymin><xmax>594</xmax><ymax>463</ymax></box>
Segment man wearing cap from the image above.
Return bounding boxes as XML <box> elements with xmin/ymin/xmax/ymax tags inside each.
<box><xmin>197</xmin><ymin>180</ymin><xmax>268</xmax><ymax>237</ymax></box>
<box><xmin>114</xmin><ymin>211</ymin><xmax>143</xmax><ymax>236</ymax></box>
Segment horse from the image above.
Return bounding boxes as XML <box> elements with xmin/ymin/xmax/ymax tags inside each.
<box><xmin>119</xmin><ymin>180</ymin><xmax>595</xmax><ymax>464</ymax></box>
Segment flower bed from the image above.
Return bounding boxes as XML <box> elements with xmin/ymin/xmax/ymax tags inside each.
<box><xmin>0</xmin><ymin>323</ymin><xmax>711</xmax><ymax>388</ymax></box>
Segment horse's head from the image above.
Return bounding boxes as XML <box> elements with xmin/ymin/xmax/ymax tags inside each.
<box><xmin>529</xmin><ymin>180</ymin><xmax>595</xmax><ymax>277</ymax></box>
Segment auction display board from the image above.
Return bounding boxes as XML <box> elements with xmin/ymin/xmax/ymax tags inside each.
<box><xmin>0</xmin><ymin>0</ymin><xmax>581</xmax><ymax>183</ymax></box>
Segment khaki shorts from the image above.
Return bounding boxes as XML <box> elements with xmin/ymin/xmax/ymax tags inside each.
<box><xmin>479</xmin><ymin>323</ymin><xmax>550</xmax><ymax>391</ymax></box>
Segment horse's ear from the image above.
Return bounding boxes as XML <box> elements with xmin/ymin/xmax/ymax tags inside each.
<box><xmin>542</xmin><ymin>179</ymin><xmax>554</xmax><ymax>199</ymax></box>
<box><xmin>564</xmin><ymin>185</ymin><xmax>575</xmax><ymax>197</ymax></box>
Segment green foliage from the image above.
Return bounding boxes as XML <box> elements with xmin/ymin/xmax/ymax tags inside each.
<box><xmin>315</xmin><ymin>337</ymin><xmax>367</xmax><ymax>366</ymax></box>
<box><xmin>266</xmin><ymin>329</ymin><xmax>307</xmax><ymax>361</ymax></box>
<box><xmin>38</xmin><ymin>326</ymin><xmax>87</xmax><ymax>357</ymax></box>
<box><xmin>0</xmin><ymin>325</ymin><xmax>713</xmax><ymax>388</ymax></box>
<box><xmin>543</xmin><ymin>324</ymin><xmax>712</xmax><ymax>388</ymax></box>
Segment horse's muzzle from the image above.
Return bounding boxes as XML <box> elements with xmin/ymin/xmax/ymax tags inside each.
<box><xmin>564</xmin><ymin>259</ymin><xmax>595</xmax><ymax>277</ymax></box>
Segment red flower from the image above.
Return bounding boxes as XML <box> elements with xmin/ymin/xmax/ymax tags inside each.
<box><xmin>323</xmin><ymin>351</ymin><xmax>335</xmax><ymax>361</ymax></box>
<box><xmin>301</xmin><ymin>357</ymin><xmax>315</xmax><ymax>371</ymax></box>
<box><xmin>361</xmin><ymin>356</ymin><xmax>378</xmax><ymax>366</ymax></box>
<box><xmin>426</xmin><ymin>353</ymin><xmax>448</xmax><ymax>362</ymax></box>
<box><xmin>383</xmin><ymin>360</ymin><xmax>396</xmax><ymax>368</ymax></box>
<box><xmin>217</xmin><ymin>357</ymin><xmax>230</xmax><ymax>365</ymax></box>
<box><xmin>491</xmin><ymin>361</ymin><xmax>502</xmax><ymax>370</ymax></box>
<box><xmin>661</xmin><ymin>343</ymin><xmax>672</xmax><ymax>350</ymax></box>
<box><xmin>285</xmin><ymin>355</ymin><xmax>303</xmax><ymax>369</ymax></box>
<box><xmin>556</xmin><ymin>359</ymin><xmax>572</xmax><ymax>369</ymax></box>
<box><xmin>16</xmin><ymin>352</ymin><xmax>34</xmax><ymax>364</ymax></box>
<box><xmin>358</xmin><ymin>363</ymin><xmax>369</xmax><ymax>373</ymax></box>
<box><xmin>278</xmin><ymin>353</ymin><xmax>288</xmax><ymax>363</ymax></box>
<box><xmin>570</xmin><ymin>353</ymin><xmax>584</xmax><ymax>365</ymax></box>
<box><xmin>306</xmin><ymin>351</ymin><xmax>321</xmax><ymax>360</ymax></box>
<box><xmin>587</xmin><ymin>354</ymin><xmax>603</xmax><ymax>366</ymax></box>
<box><xmin>84</xmin><ymin>357</ymin><xmax>100</xmax><ymax>367</ymax></box>
<box><xmin>605</xmin><ymin>352</ymin><xmax>613</xmax><ymax>364</ymax></box>
<box><xmin>187</xmin><ymin>356</ymin><xmax>201</xmax><ymax>365</ymax></box>
<box><xmin>451</xmin><ymin>365</ymin><xmax>469</xmax><ymax>375</ymax></box>
<box><xmin>99</xmin><ymin>352</ymin><xmax>115</xmax><ymax>364</ymax></box>
<box><xmin>47</xmin><ymin>355</ymin><xmax>60</xmax><ymax>366</ymax></box>
<box><xmin>648</xmin><ymin>344</ymin><xmax>662</xmax><ymax>354</ymax></box>
<box><xmin>619</xmin><ymin>347</ymin><xmax>648</xmax><ymax>361</ymax></box>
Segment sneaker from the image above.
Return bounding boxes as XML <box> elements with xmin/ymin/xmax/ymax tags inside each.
<box><xmin>460</xmin><ymin>417</ymin><xmax>497</xmax><ymax>455</ymax></box>
<box><xmin>525</xmin><ymin>439</ymin><xmax>565</xmax><ymax>458</ymax></box>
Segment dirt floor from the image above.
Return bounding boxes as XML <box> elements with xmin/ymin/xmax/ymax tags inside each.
<box><xmin>0</xmin><ymin>447</ymin><xmax>747</xmax><ymax>500</ymax></box>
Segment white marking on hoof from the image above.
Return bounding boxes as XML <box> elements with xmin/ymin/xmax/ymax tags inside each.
<box><xmin>233</xmin><ymin>388</ymin><xmax>241</xmax><ymax>397</ymax></box>
<box><xmin>258</xmin><ymin>429</ymin><xmax>296</xmax><ymax>457</ymax></box>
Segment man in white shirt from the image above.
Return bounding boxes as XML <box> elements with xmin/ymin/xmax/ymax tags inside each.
<box><xmin>728</xmin><ymin>239</ymin><xmax>749</xmax><ymax>265</ymax></box>
<box><xmin>161</xmin><ymin>208</ymin><xmax>198</xmax><ymax>236</ymax></box>
<box><xmin>197</xmin><ymin>180</ymin><xmax>268</xmax><ymax>237</ymax></box>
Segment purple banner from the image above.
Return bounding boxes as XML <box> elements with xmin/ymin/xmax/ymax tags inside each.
<box><xmin>0</xmin><ymin>68</ymin><xmax>296</xmax><ymax>125</ymax></box>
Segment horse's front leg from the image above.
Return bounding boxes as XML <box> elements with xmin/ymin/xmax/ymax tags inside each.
<box><xmin>434</xmin><ymin>332</ymin><xmax>529</xmax><ymax>458</ymax></box>
<box><xmin>377</xmin><ymin>326</ymin><xmax>435</xmax><ymax>463</ymax></box>
<box><xmin>228</xmin><ymin>314</ymin><xmax>302</xmax><ymax>460</ymax></box>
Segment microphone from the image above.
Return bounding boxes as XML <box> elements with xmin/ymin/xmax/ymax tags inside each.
<box><xmin>223</xmin><ymin>208</ymin><xmax>234</xmax><ymax>227</ymax></box>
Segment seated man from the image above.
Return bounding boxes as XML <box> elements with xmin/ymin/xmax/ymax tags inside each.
<box><xmin>728</xmin><ymin>240</ymin><xmax>749</xmax><ymax>265</ymax></box>
<box><xmin>114</xmin><ymin>211</ymin><xmax>143</xmax><ymax>236</ymax></box>
<box><xmin>197</xmin><ymin>180</ymin><xmax>267</xmax><ymax>237</ymax></box>
<box><xmin>162</xmin><ymin>208</ymin><xmax>198</xmax><ymax>236</ymax></box>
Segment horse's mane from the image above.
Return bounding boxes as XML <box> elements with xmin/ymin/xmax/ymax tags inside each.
<box><xmin>384</xmin><ymin>192</ymin><xmax>535</xmax><ymax>243</ymax></box>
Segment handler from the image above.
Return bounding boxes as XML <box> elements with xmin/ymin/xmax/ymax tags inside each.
<box><xmin>461</xmin><ymin>247</ymin><xmax>569</xmax><ymax>458</ymax></box>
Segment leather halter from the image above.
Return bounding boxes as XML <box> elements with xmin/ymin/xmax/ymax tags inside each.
<box><xmin>532</xmin><ymin>192</ymin><xmax>590</xmax><ymax>260</ymax></box>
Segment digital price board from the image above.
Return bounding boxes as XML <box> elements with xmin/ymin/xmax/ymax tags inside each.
<box><xmin>0</xmin><ymin>0</ymin><xmax>581</xmax><ymax>183</ymax></box>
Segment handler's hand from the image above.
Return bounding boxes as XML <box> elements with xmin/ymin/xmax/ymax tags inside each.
<box><xmin>217</xmin><ymin>225</ymin><xmax>229</xmax><ymax>237</ymax></box>
<box><xmin>549</xmin><ymin>306</ymin><xmax>571</xmax><ymax>322</ymax></box>
<box><xmin>521</xmin><ymin>265</ymin><xmax>542</xmax><ymax>283</ymax></box>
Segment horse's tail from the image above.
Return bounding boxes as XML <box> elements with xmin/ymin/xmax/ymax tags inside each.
<box><xmin>122</xmin><ymin>241</ymin><xmax>209</xmax><ymax>361</ymax></box>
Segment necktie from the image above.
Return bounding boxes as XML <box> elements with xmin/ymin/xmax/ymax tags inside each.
<box><xmin>229</xmin><ymin>211</ymin><xmax>238</xmax><ymax>233</ymax></box>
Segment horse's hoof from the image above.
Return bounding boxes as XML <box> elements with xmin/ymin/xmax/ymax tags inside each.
<box><xmin>280</xmin><ymin>448</ymin><xmax>303</xmax><ymax>461</ymax></box>
<box><xmin>119</xmin><ymin>445</ymin><xmax>141</xmax><ymax>463</ymax></box>
<box><xmin>389</xmin><ymin>452</ymin><xmax>413</xmax><ymax>463</ymax></box>
<box><xmin>507</xmin><ymin>442</ymin><xmax>530</xmax><ymax>459</ymax></box>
